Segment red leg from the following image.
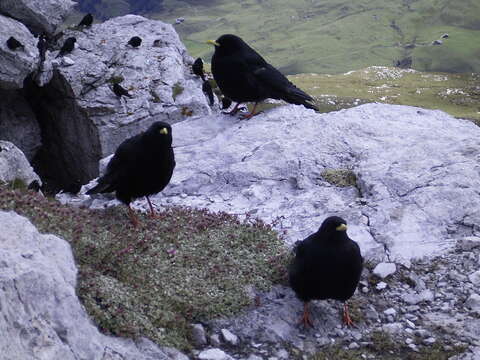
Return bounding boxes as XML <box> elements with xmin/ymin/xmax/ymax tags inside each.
<box><xmin>127</xmin><ymin>205</ymin><xmax>140</xmax><ymax>227</ymax></box>
<box><xmin>342</xmin><ymin>302</ymin><xmax>355</xmax><ymax>327</ymax></box>
<box><xmin>240</xmin><ymin>102</ymin><xmax>260</xmax><ymax>120</ymax></box>
<box><xmin>146</xmin><ymin>196</ymin><xmax>156</xmax><ymax>217</ymax></box>
<box><xmin>298</xmin><ymin>302</ymin><xmax>314</xmax><ymax>328</ymax></box>
<box><xmin>223</xmin><ymin>102</ymin><xmax>242</xmax><ymax>116</ymax></box>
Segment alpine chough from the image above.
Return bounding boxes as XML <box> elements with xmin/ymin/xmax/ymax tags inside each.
<box><xmin>192</xmin><ymin>57</ymin><xmax>205</xmax><ymax>80</ymax></box>
<box><xmin>78</xmin><ymin>13</ymin><xmax>93</xmax><ymax>27</ymax></box>
<box><xmin>56</xmin><ymin>37</ymin><xmax>76</xmax><ymax>58</ymax></box>
<box><xmin>112</xmin><ymin>83</ymin><xmax>132</xmax><ymax>98</ymax></box>
<box><xmin>289</xmin><ymin>216</ymin><xmax>363</xmax><ymax>327</ymax></box>
<box><xmin>86</xmin><ymin>122</ymin><xmax>175</xmax><ymax>226</ymax></box>
<box><xmin>127</xmin><ymin>36</ymin><xmax>142</xmax><ymax>48</ymax></box>
<box><xmin>7</xmin><ymin>36</ymin><xmax>24</xmax><ymax>50</ymax></box>
<box><xmin>207</xmin><ymin>34</ymin><xmax>318</xmax><ymax>119</ymax></box>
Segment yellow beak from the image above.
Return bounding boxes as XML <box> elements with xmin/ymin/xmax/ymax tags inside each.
<box><xmin>336</xmin><ymin>223</ymin><xmax>348</xmax><ymax>231</ymax></box>
<box><xmin>159</xmin><ymin>128</ymin><xmax>168</xmax><ymax>135</ymax></box>
<box><xmin>206</xmin><ymin>39</ymin><xmax>220</xmax><ymax>47</ymax></box>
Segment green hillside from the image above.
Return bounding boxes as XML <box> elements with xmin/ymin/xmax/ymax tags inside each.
<box><xmin>151</xmin><ymin>0</ymin><xmax>480</xmax><ymax>74</ymax></box>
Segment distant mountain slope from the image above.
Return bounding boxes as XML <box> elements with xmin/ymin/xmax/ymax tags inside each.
<box><xmin>76</xmin><ymin>0</ymin><xmax>480</xmax><ymax>74</ymax></box>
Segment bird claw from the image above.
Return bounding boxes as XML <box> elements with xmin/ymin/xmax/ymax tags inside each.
<box><xmin>298</xmin><ymin>303</ymin><xmax>314</xmax><ymax>328</ymax></box>
<box><xmin>342</xmin><ymin>303</ymin><xmax>356</xmax><ymax>328</ymax></box>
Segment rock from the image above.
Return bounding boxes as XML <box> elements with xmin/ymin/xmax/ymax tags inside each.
<box><xmin>221</xmin><ymin>329</ymin><xmax>239</xmax><ymax>346</ymax></box>
<box><xmin>0</xmin><ymin>89</ymin><xmax>41</xmax><ymax>160</ymax></box>
<box><xmin>31</xmin><ymin>15</ymin><xmax>211</xmax><ymax>192</ymax></box>
<box><xmin>275</xmin><ymin>349</ymin><xmax>289</xmax><ymax>359</ymax></box>
<box><xmin>210</xmin><ymin>334</ymin><xmax>221</xmax><ymax>347</ymax></box>
<box><xmin>0</xmin><ymin>140</ymin><xmax>41</xmax><ymax>186</ymax></box>
<box><xmin>376</xmin><ymin>281</ymin><xmax>388</xmax><ymax>290</ymax></box>
<box><xmin>432</xmin><ymin>39</ymin><xmax>443</xmax><ymax>45</ymax></box>
<box><xmin>384</xmin><ymin>308</ymin><xmax>397</xmax><ymax>316</ymax></box>
<box><xmin>465</xmin><ymin>294</ymin><xmax>480</xmax><ymax>313</ymax></box>
<box><xmin>458</xmin><ymin>237</ymin><xmax>480</xmax><ymax>251</ymax></box>
<box><xmin>0</xmin><ymin>15</ymin><xmax>39</xmax><ymax>89</ymax></box>
<box><xmin>192</xmin><ymin>323</ymin><xmax>208</xmax><ymax>347</ymax></box>
<box><xmin>198</xmin><ymin>348</ymin><xmax>234</xmax><ymax>360</ymax></box>
<box><xmin>373</xmin><ymin>262</ymin><xmax>397</xmax><ymax>278</ymax></box>
<box><xmin>0</xmin><ymin>211</ymin><xmax>174</xmax><ymax>359</ymax></box>
<box><xmin>161</xmin><ymin>347</ymin><xmax>190</xmax><ymax>360</ymax></box>
<box><xmin>382</xmin><ymin>323</ymin><xmax>404</xmax><ymax>335</ymax></box>
<box><xmin>348</xmin><ymin>342</ymin><xmax>360</xmax><ymax>349</ymax></box>
<box><xmin>468</xmin><ymin>270</ymin><xmax>480</xmax><ymax>286</ymax></box>
<box><xmin>0</xmin><ymin>0</ymin><xmax>75</xmax><ymax>35</ymax></box>
<box><xmin>247</xmin><ymin>355</ymin><xmax>263</xmax><ymax>360</ymax></box>
<box><xmin>423</xmin><ymin>337</ymin><xmax>436</xmax><ymax>345</ymax></box>
<box><xmin>402</xmin><ymin>289</ymin><xmax>434</xmax><ymax>305</ymax></box>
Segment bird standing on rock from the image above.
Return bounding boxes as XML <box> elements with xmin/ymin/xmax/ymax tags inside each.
<box><xmin>289</xmin><ymin>216</ymin><xmax>363</xmax><ymax>328</ymax></box>
<box><xmin>192</xmin><ymin>57</ymin><xmax>205</xmax><ymax>80</ymax></box>
<box><xmin>207</xmin><ymin>34</ymin><xmax>318</xmax><ymax>119</ymax></box>
<box><xmin>112</xmin><ymin>83</ymin><xmax>132</xmax><ymax>98</ymax></box>
<box><xmin>86</xmin><ymin>122</ymin><xmax>175</xmax><ymax>227</ymax></box>
<box><xmin>56</xmin><ymin>37</ymin><xmax>76</xmax><ymax>58</ymax></box>
<box><xmin>78</xmin><ymin>13</ymin><xmax>93</xmax><ymax>28</ymax></box>
<box><xmin>6</xmin><ymin>36</ymin><xmax>24</xmax><ymax>50</ymax></box>
<box><xmin>127</xmin><ymin>36</ymin><xmax>142</xmax><ymax>48</ymax></box>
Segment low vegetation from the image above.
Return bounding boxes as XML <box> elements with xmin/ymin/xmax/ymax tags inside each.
<box><xmin>0</xmin><ymin>183</ymin><xmax>289</xmax><ymax>350</ymax></box>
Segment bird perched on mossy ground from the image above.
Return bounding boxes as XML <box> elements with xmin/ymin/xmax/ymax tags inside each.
<box><xmin>86</xmin><ymin>122</ymin><xmax>175</xmax><ymax>226</ymax></box>
<box><xmin>207</xmin><ymin>34</ymin><xmax>318</xmax><ymax>119</ymax></box>
<box><xmin>127</xmin><ymin>36</ymin><xmax>142</xmax><ymax>48</ymax></box>
<box><xmin>112</xmin><ymin>83</ymin><xmax>132</xmax><ymax>98</ymax></box>
<box><xmin>78</xmin><ymin>13</ymin><xmax>93</xmax><ymax>28</ymax></box>
<box><xmin>289</xmin><ymin>216</ymin><xmax>363</xmax><ymax>328</ymax></box>
<box><xmin>192</xmin><ymin>57</ymin><xmax>205</xmax><ymax>80</ymax></box>
<box><xmin>7</xmin><ymin>36</ymin><xmax>24</xmax><ymax>50</ymax></box>
<box><xmin>56</xmin><ymin>37</ymin><xmax>76</xmax><ymax>58</ymax></box>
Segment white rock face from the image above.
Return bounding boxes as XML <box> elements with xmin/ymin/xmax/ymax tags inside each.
<box><xmin>468</xmin><ymin>270</ymin><xmax>480</xmax><ymax>286</ymax></box>
<box><xmin>0</xmin><ymin>15</ymin><xmax>40</xmax><ymax>89</ymax></box>
<box><xmin>0</xmin><ymin>0</ymin><xmax>75</xmax><ymax>35</ymax></box>
<box><xmin>0</xmin><ymin>140</ymin><xmax>41</xmax><ymax>186</ymax></box>
<box><xmin>198</xmin><ymin>348</ymin><xmax>234</xmax><ymax>360</ymax></box>
<box><xmin>0</xmin><ymin>211</ymin><xmax>182</xmax><ymax>360</ymax></box>
<box><xmin>373</xmin><ymin>262</ymin><xmax>397</xmax><ymax>279</ymax></box>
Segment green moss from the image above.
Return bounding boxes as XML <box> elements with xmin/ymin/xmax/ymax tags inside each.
<box><xmin>0</xmin><ymin>185</ymin><xmax>289</xmax><ymax>350</ymax></box>
<box><xmin>321</xmin><ymin>169</ymin><xmax>357</xmax><ymax>187</ymax></box>
<box><xmin>172</xmin><ymin>83</ymin><xmax>184</xmax><ymax>100</ymax></box>
<box><xmin>108</xmin><ymin>75</ymin><xmax>125</xmax><ymax>84</ymax></box>
<box><xmin>5</xmin><ymin>178</ymin><xmax>28</xmax><ymax>190</ymax></box>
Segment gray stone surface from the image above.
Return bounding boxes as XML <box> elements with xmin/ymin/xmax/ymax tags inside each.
<box><xmin>198</xmin><ymin>348</ymin><xmax>234</xmax><ymax>360</ymax></box>
<box><xmin>0</xmin><ymin>89</ymin><xmax>41</xmax><ymax>160</ymax></box>
<box><xmin>0</xmin><ymin>210</ymin><xmax>186</xmax><ymax>360</ymax></box>
<box><xmin>0</xmin><ymin>15</ymin><xmax>39</xmax><ymax>89</ymax></box>
<box><xmin>373</xmin><ymin>262</ymin><xmax>397</xmax><ymax>278</ymax></box>
<box><xmin>0</xmin><ymin>140</ymin><xmax>40</xmax><ymax>186</ymax></box>
<box><xmin>0</xmin><ymin>0</ymin><xmax>74</xmax><ymax>35</ymax></box>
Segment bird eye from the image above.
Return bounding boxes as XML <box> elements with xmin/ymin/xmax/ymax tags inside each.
<box><xmin>159</xmin><ymin>128</ymin><xmax>168</xmax><ymax>135</ymax></box>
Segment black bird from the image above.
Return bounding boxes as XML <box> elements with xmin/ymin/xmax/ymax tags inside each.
<box><xmin>207</xmin><ymin>34</ymin><xmax>318</xmax><ymax>119</ymax></box>
<box><xmin>221</xmin><ymin>97</ymin><xmax>232</xmax><ymax>110</ymax></box>
<box><xmin>289</xmin><ymin>216</ymin><xmax>363</xmax><ymax>328</ymax></box>
<box><xmin>192</xmin><ymin>57</ymin><xmax>205</xmax><ymax>80</ymax></box>
<box><xmin>7</xmin><ymin>36</ymin><xmax>24</xmax><ymax>50</ymax></box>
<box><xmin>78</xmin><ymin>13</ymin><xmax>93</xmax><ymax>27</ymax></box>
<box><xmin>112</xmin><ymin>83</ymin><xmax>132</xmax><ymax>98</ymax></box>
<box><xmin>56</xmin><ymin>37</ymin><xmax>76</xmax><ymax>58</ymax></box>
<box><xmin>86</xmin><ymin>122</ymin><xmax>175</xmax><ymax>226</ymax></box>
<box><xmin>202</xmin><ymin>80</ymin><xmax>214</xmax><ymax>106</ymax></box>
<box><xmin>127</xmin><ymin>36</ymin><xmax>142</xmax><ymax>48</ymax></box>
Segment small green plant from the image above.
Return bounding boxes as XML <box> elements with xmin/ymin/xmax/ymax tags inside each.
<box><xmin>172</xmin><ymin>83</ymin><xmax>184</xmax><ymax>100</ymax></box>
<box><xmin>321</xmin><ymin>169</ymin><xmax>357</xmax><ymax>187</ymax></box>
<box><xmin>108</xmin><ymin>75</ymin><xmax>125</xmax><ymax>84</ymax></box>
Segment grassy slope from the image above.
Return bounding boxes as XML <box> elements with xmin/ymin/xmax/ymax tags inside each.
<box><xmin>151</xmin><ymin>0</ymin><xmax>480</xmax><ymax>74</ymax></box>
<box><xmin>0</xmin><ymin>184</ymin><xmax>288</xmax><ymax>350</ymax></box>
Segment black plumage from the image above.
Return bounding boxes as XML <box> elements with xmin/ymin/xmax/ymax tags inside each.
<box><xmin>78</xmin><ymin>13</ymin><xmax>93</xmax><ymax>27</ymax></box>
<box><xmin>7</xmin><ymin>36</ymin><xmax>24</xmax><ymax>50</ymax></box>
<box><xmin>289</xmin><ymin>216</ymin><xmax>363</xmax><ymax>327</ymax></box>
<box><xmin>202</xmin><ymin>80</ymin><xmax>214</xmax><ymax>106</ymax></box>
<box><xmin>192</xmin><ymin>57</ymin><xmax>205</xmax><ymax>80</ymax></box>
<box><xmin>221</xmin><ymin>97</ymin><xmax>232</xmax><ymax>110</ymax></box>
<box><xmin>56</xmin><ymin>37</ymin><xmax>76</xmax><ymax>58</ymax></box>
<box><xmin>37</xmin><ymin>33</ymin><xmax>47</xmax><ymax>61</ymax></box>
<box><xmin>86</xmin><ymin>122</ymin><xmax>175</xmax><ymax>226</ymax></box>
<box><xmin>112</xmin><ymin>83</ymin><xmax>132</xmax><ymax>98</ymax></box>
<box><xmin>127</xmin><ymin>36</ymin><xmax>142</xmax><ymax>48</ymax></box>
<box><xmin>208</xmin><ymin>34</ymin><xmax>318</xmax><ymax>119</ymax></box>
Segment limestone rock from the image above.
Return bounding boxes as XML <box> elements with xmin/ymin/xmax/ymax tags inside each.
<box><xmin>0</xmin><ymin>15</ymin><xmax>39</xmax><ymax>89</ymax></box>
<box><xmin>373</xmin><ymin>262</ymin><xmax>397</xmax><ymax>279</ymax></box>
<box><xmin>0</xmin><ymin>140</ymin><xmax>41</xmax><ymax>186</ymax></box>
<box><xmin>0</xmin><ymin>0</ymin><xmax>75</xmax><ymax>35</ymax></box>
<box><xmin>0</xmin><ymin>89</ymin><xmax>41</xmax><ymax>160</ymax></box>
<box><xmin>0</xmin><ymin>210</ymin><xmax>180</xmax><ymax>359</ymax></box>
<box><xmin>198</xmin><ymin>348</ymin><xmax>234</xmax><ymax>360</ymax></box>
